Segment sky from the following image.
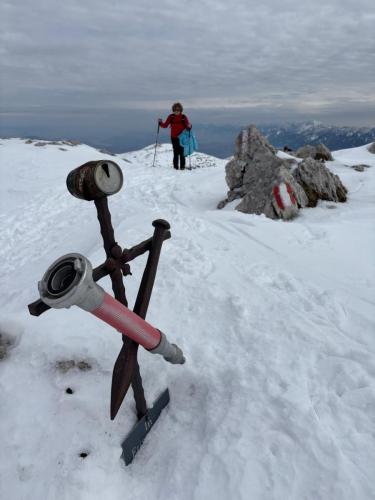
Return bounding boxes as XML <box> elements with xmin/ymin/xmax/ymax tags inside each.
<box><xmin>1</xmin><ymin>0</ymin><xmax>375</xmax><ymax>151</ymax></box>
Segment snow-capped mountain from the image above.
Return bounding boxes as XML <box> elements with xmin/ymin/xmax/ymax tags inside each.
<box><xmin>259</xmin><ymin>121</ymin><xmax>375</xmax><ymax>150</ymax></box>
<box><xmin>192</xmin><ymin>122</ymin><xmax>375</xmax><ymax>158</ymax></box>
<box><xmin>1</xmin><ymin>138</ymin><xmax>374</xmax><ymax>500</ymax></box>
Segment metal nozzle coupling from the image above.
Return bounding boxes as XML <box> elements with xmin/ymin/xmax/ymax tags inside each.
<box><xmin>38</xmin><ymin>253</ymin><xmax>185</xmax><ymax>364</ymax></box>
<box><xmin>38</xmin><ymin>253</ymin><xmax>104</xmax><ymax>311</ymax></box>
<box><xmin>149</xmin><ymin>331</ymin><xmax>186</xmax><ymax>364</ymax></box>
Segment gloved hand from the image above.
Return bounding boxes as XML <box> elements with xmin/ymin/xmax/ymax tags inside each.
<box><xmin>158</xmin><ymin>119</ymin><xmax>162</xmax><ymax>124</ymax></box>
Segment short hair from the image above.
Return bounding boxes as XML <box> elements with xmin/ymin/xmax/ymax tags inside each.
<box><xmin>172</xmin><ymin>102</ymin><xmax>183</xmax><ymax>112</ymax></box>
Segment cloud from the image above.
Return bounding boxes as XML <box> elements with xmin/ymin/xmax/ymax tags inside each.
<box><xmin>1</xmin><ymin>0</ymin><xmax>375</xmax><ymax>122</ymax></box>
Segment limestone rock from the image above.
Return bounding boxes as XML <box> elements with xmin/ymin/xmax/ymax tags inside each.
<box><xmin>235</xmin><ymin>164</ymin><xmax>306</xmax><ymax>220</ymax></box>
<box><xmin>296</xmin><ymin>143</ymin><xmax>333</xmax><ymax>161</ymax></box>
<box><xmin>351</xmin><ymin>164</ymin><xmax>371</xmax><ymax>172</ymax></box>
<box><xmin>293</xmin><ymin>158</ymin><xmax>347</xmax><ymax>207</ymax></box>
<box><xmin>219</xmin><ymin>125</ymin><xmax>307</xmax><ymax>219</ymax></box>
<box><xmin>218</xmin><ymin>126</ymin><xmax>348</xmax><ymax>219</ymax></box>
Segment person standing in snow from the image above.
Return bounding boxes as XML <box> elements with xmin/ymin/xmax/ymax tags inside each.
<box><xmin>158</xmin><ymin>103</ymin><xmax>192</xmax><ymax>170</ymax></box>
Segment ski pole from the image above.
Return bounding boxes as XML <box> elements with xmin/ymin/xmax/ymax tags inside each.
<box><xmin>152</xmin><ymin>123</ymin><xmax>160</xmax><ymax>167</ymax></box>
<box><xmin>189</xmin><ymin>128</ymin><xmax>192</xmax><ymax>169</ymax></box>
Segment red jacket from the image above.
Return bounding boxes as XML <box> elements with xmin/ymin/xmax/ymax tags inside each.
<box><xmin>160</xmin><ymin>113</ymin><xmax>191</xmax><ymax>138</ymax></box>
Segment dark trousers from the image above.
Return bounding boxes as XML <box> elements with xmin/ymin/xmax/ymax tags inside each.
<box><xmin>171</xmin><ymin>137</ymin><xmax>185</xmax><ymax>169</ymax></box>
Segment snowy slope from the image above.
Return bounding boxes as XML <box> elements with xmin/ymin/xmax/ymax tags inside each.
<box><xmin>120</xmin><ymin>142</ymin><xmax>222</xmax><ymax>169</ymax></box>
<box><xmin>0</xmin><ymin>139</ymin><xmax>374</xmax><ymax>500</ymax></box>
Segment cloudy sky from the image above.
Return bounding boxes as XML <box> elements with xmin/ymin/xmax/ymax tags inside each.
<box><xmin>1</xmin><ymin>0</ymin><xmax>374</xmax><ymax>147</ymax></box>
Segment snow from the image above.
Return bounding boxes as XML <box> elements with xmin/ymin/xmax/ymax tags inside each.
<box><xmin>276</xmin><ymin>150</ymin><xmax>302</xmax><ymax>161</ymax></box>
<box><xmin>0</xmin><ymin>139</ymin><xmax>374</xmax><ymax>500</ymax></box>
<box><xmin>333</xmin><ymin>143</ymin><xmax>375</xmax><ymax>166</ymax></box>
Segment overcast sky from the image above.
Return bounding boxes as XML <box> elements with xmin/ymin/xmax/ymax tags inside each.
<box><xmin>1</xmin><ymin>0</ymin><xmax>375</xmax><ymax>127</ymax></box>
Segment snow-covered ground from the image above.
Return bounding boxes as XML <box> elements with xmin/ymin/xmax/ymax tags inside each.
<box><xmin>0</xmin><ymin>139</ymin><xmax>374</xmax><ymax>500</ymax></box>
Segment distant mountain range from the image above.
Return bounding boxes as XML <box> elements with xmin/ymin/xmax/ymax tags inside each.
<box><xmin>258</xmin><ymin>121</ymin><xmax>375</xmax><ymax>151</ymax></box>
<box><xmin>2</xmin><ymin>121</ymin><xmax>374</xmax><ymax>159</ymax></box>
<box><xmin>196</xmin><ymin>121</ymin><xmax>375</xmax><ymax>157</ymax></box>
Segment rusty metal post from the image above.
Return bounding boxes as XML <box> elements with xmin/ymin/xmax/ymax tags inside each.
<box><xmin>93</xmin><ymin>197</ymin><xmax>148</xmax><ymax>420</ymax></box>
<box><xmin>130</xmin><ymin>220</ymin><xmax>170</xmax><ymax>417</ymax></box>
<box><xmin>111</xmin><ymin>219</ymin><xmax>171</xmax><ymax>420</ymax></box>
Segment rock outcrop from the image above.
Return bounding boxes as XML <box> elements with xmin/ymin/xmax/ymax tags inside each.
<box><xmin>293</xmin><ymin>158</ymin><xmax>347</xmax><ymax>207</ymax></box>
<box><xmin>296</xmin><ymin>143</ymin><xmax>333</xmax><ymax>161</ymax></box>
<box><xmin>351</xmin><ymin>164</ymin><xmax>371</xmax><ymax>172</ymax></box>
<box><xmin>218</xmin><ymin>125</ymin><xmax>347</xmax><ymax>219</ymax></box>
<box><xmin>25</xmin><ymin>139</ymin><xmax>81</xmax><ymax>147</ymax></box>
<box><xmin>368</xmin><ymin>142</ymin><xmax>375</xmax><ymax>154</ymax></box>
<box><xmin>218</xmin><ymin>126</ymin><xmax>307</xmax><ymax>219</ymax></box>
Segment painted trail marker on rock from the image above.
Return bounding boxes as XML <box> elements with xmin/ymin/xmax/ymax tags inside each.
<box><xmin>28</xmin><ymin>159</ymin><xmax>185</xmax><ymax>465</ymax></box>
<box><xmin>272</xmin><ymin>182</ymin><xmax>298</xmax><ymax>220</ymax></box>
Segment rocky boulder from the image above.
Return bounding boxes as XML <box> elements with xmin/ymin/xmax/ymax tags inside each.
<box><xmin>218</xmin><ymin>125</ymin><xmax>308</xmax><ymax>220</ymax></box>
<box><xmin>218</xmin><ymin>125</ymin><xmax>348</xmax><ymax>219</ymax></box>
<box><xmin>368</xmin><ymin>142</ymin><xmax>375</xmax><ymax>154</ymax></box>
<box><xmin>293</xmin><ymin>158</ymin><xmax>347</xmax><ymax>207</ymax></box>
<box><xmin>296</xmin><ymin>143</ymin><xmax>333</xmax><ymax>161</ymax></box>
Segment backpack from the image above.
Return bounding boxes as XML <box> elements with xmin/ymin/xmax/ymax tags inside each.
<box><xmin>169</xmin><ymin>114</ymin><xmax>188</xmax><ymax>126</ymax></box>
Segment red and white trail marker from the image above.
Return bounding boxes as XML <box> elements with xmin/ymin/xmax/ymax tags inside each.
<box><xmin>272</xmin><ymin>182</ymin><xmax>298</xmax><ymax>219</ymax></box>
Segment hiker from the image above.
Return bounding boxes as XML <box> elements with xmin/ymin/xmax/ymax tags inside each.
<box><xmin>158</xmin><ymin>103</ymin><xmax>192</xmax><ymax>170</ymax></box>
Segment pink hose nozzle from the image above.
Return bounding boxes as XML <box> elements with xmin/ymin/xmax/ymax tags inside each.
<box><xmin>38</xmin><ymin>253</ymin><xmax>185</xmax><ymax>364</ymax></box>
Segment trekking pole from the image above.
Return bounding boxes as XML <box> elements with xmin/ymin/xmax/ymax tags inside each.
<box><xmin>189</xmin><ymin>128</ymin><xmax>192</xmax><ymax>169</ymax></box>
<box><xmin>152</xmin><ymin>123</ymin><xmax>160</xmax><ymax>167</ymax></box>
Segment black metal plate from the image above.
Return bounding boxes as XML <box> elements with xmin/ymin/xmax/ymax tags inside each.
<box><xmin>121</xmin><ymin>388</ymin><xmax>170</xmax><ymax>465</ymax></box>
